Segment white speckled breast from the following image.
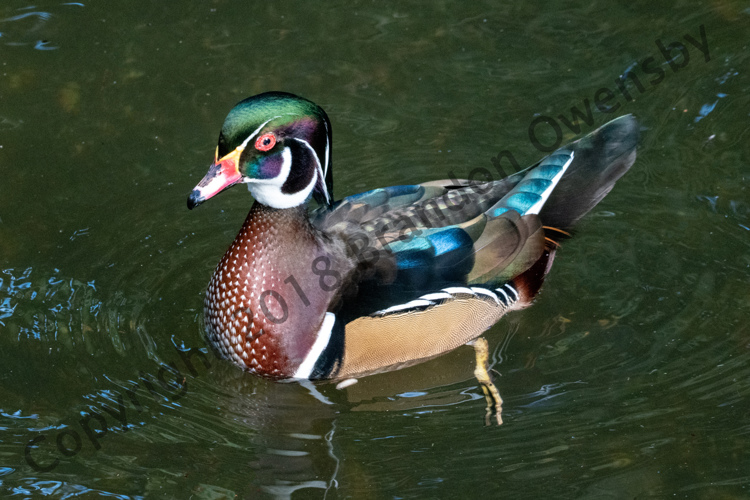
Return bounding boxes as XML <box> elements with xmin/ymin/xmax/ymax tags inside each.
<box><xmin>203</xmin><ymin>203</ymin><xmax>335</xmax><ymax>378</ymax></box>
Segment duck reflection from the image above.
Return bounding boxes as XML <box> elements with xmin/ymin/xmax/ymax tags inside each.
<box><xmin>206</xmin><ymin>362</ymin><xmax>340</xmax><ymax>499</ymax></box>
<box><xmin>200</xmin><ymin>324</ymin><xmax>515</xmax><ymax>498</ymax></box>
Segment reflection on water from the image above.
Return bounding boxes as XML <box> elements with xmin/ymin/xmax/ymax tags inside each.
<box><xmin>1</xmin><ymin>267</ymin><xmax>122</xmax><ymax>351</ymax></box>
<box><xmin>1</xmin><ymin>0</ymin><xmax>750</xmax><ymax>497</ymax></box>
<box><xmin>0</xmin><ymin>3</ymin><xmax>86</xmax><ymax>51</ymax></box>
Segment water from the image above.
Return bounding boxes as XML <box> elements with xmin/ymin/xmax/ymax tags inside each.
<box><xmin>1</xmin><ymin>1</ymin><xmax>749</xmax><ymax>498</ymax></box>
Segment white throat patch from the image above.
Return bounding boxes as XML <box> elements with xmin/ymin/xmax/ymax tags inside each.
<box><xmin>244</xmin><ymin>137</ymin><xmax>326</xmax><ymax>209</ymax></box>
<box><xmin>245</xmin><ymin>146</ymin><xmax>317</xmax><ymax>209</ymax></box>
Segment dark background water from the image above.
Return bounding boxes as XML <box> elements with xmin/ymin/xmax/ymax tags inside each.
<box><xmin>1</xmin><ymin>1</ymin><xmax>749</xmax><ymax>498</ymax></box>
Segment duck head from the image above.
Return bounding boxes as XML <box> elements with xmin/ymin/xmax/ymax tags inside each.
<box><xmin>187</xmin><ymin>91</ymin><xmax>333</xmax><ymax>210</ymax></box>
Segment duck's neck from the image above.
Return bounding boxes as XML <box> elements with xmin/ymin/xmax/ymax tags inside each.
<box><xmin>204</xmin><ymin>202</ymin><xmax>336</xmax><ymax>378</ymax></box>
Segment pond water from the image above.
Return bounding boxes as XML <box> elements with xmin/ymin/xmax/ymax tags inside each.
<box><xmin>1</xmin><ymin>1</ymin><xmax>749</xmax><ymax>498</ymax></box>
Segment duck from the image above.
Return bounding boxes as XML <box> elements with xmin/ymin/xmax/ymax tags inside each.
<box><xmin>188</xmin><ymin>91</ymin><xmax>638</xmax><ymax>394</ymax></box>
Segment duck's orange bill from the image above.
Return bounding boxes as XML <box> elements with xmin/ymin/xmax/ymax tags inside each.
<box><xmin>187</xmin><ymin>149</ymin><xmax>243</xmax><ymax>209</ymax></box>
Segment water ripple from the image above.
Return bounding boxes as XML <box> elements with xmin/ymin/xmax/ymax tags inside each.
<box><xmin>0</xmin><ymin>3</ymin><xmax>83</xmax><ymax>50</ymax></box>
<box><xmin>0</xmin><ymin>266</ymin><xmax>150</xmax><ymax>358</ymax></box>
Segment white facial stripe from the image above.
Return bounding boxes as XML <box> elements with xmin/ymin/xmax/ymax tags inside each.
<box><xmin>233</xmin><ymin>114</ymin><xmax>332</xmax><ymax>209</ymax></box>
<box><xmin>293</xmin><ymin>312</ymin><xmax>336</xmax><ymax>379</ymax></box>
<box><xmin>294</xmin><ymin>137</ymin><xmax>330</xmax><ymax>204</ymax></box>
<box><xmin>323</xmin><ymin>121</ymin><xmax>330</xmax><ymax>180</ymax></box>
<box><xmin>245</xmin><ymin>146</ymin><xmax>318</xmax><ymax>209</ymax></box>
<box><xmin>239</xmin><ymin>115</ymin><xmax>283</xmax><ymax>151</ymax></box>
<box><xmin>218</xmin><ymin>116</ymin><xmax>282</xmax><ymax>165</ymax></box>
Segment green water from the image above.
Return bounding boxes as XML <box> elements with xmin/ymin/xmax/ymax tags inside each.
<box><xmin>1</xmin><ymin>1</ymin><xmax>749</xmax><ymax>498</ymax></box>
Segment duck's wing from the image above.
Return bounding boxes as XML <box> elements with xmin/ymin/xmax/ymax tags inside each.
<box><xmin>308</xmin><ymin>115</ymin><xmax>638</xmax><ymax>379</ymax></box>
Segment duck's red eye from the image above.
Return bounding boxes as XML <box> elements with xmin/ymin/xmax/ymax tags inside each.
<box><xmin>255</xmin><ymin>133</ymin><xmax>276</xmax><ymax>152</ymax></box>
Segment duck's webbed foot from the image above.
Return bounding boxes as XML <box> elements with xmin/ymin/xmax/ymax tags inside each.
<box><xmin>469</xmin><ymin>337</ymin><xmax>503</xmax><ymax>426</ymax></box>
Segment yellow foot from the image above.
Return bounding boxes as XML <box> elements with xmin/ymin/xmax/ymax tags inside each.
<box><xmin>470</xmin><ymin>337</ymin><xmax>503</xmax><ymax>426</ymax></box>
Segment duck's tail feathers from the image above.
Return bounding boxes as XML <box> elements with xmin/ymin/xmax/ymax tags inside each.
<box><xmin>539</xmin><ymin>114</ymin><xmax>639</xmax><ymax>231</ymax></box>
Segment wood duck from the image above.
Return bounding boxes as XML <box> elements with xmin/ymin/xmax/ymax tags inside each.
<box><xmin>188</xmin><ymin>92</ymin><xmax>638</xmax><ymax>391</ymax></box>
